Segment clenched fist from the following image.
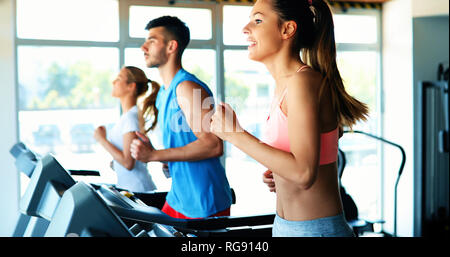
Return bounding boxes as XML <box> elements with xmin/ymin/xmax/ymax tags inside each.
<box><xmin>262</xmin><ymin>170</ymin><xmax>276</xmax><ymax>193</ymax></box>
<box><xmin>94</xmin><ymin>126</ymin><xmax>107</xmax><ymax>142</ymax></box>
<box><xmin>130</xmin><ymin>131</ymin><xmax>155</xmax><ymax>162</ymax></box>
<box><xmin>210</xmin><ymin>102</ymin><xmax>244</xmax><ymax>142</ymax></box>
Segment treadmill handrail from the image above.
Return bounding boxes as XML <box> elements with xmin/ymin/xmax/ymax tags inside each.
<box><xmin>343</xmin><ymin>130</ymin><xmax>406</xmax><ymax>237</ymax></box>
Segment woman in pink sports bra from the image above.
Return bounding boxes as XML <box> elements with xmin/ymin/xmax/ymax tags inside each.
<box><xmin>211</xmin><ymin>0</ymin><xmax>368</xmax><ymax>237</ymax></box>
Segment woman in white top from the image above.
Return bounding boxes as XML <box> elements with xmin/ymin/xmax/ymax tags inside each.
<box><xmin>94</xmin><ymin>66</ymin><xmax>160</xmax><ymax>193</ymax></box>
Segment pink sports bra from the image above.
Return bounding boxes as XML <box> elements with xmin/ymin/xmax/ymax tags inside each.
<box><xmin>261</xmin><ymin>65</ymin><xmax>339</xmax><ymax>165</ymax></box>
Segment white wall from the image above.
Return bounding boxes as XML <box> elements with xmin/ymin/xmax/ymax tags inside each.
<box><xmin>0</xmin><ymin>0</ymin><xmax>20</xmax><ymax>236</ymax></box>
<box><xmin>382</xmin><ymin>0</ymin><xmax>414</xmax><ymax>237</ymax></box>
<box><xmin>382</xmin><ymin>0</ymin><xmax>449</xmax><ymax>237</ymax></box>
<box><xmin>412</xmin><ymin>0</ymin><xmax>449</xmax><ymax>18</ymax></box>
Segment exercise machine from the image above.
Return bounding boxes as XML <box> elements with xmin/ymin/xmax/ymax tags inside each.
<box><xmin>49</xmin><ymin>181</ymin><xmax>273</xmax><ymax>237</ymax></box>
<box><xmin>338</xmin><ymin>130</ymin><xmax>406</xmax><ymax>237</ymax></box>
<box><xmin>9</xmin><ymin>142</ymin><xmax>275</xmax><ymax>237</ymax></box>
<box><xmin>418</xmin><ymin>64</ymin><xmax>449</xmax><ymax>237</ymax></box>
<box><xmin>9</xmin><ymin>142</ymin><xmax>50</xmax><ymax>236</ymax></box>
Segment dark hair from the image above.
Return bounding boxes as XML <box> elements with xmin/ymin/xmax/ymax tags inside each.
<box><xmin>145</xmin><ymin>16</ymin><xmax>190</xmax><ymax>59</ymax></box>
<box><xmin>272</xmin><ymin>0</ymin><xmax>315</xmax><ymax>53</ymax></box>
<box><xmin>271</xmin><ymin>0</ymin><xmax>368</xmax><ymax>128</ymax></box>
<box><xmin>124</xmin><ymin>66</ymin><xmax>160</xmax><ymax>132</ymax></box>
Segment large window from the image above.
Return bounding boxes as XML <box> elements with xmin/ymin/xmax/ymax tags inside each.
<box><xmin>16</xmin><ymin>0</ymin><xmax>122</xmax><ymax>190</ymax></box>
<box><xmin>333</xmin><ymin>10</ymin><xmax>383</xmax><ymax>224</ymax></box>
<box><xmin>129</xmin><ymin>5</ymin><xmax>212</xmax><ymax>40</ymax></box>
<box><xmin>16</xmin><ymin>0</ymin><xmax>119</xmax><ymax>41</ymax></box>
<box><xmin>223</xmin><ymin>50</ymin><xmax>277</xmax><ymax>216</ymax></box>
<box><xmin>15</xmin><ymin>1</ymin><xmax>382</xmax><ymax>219</ymax></box>
<box><xmin>337</xmin><ymin>50</ymin><xmax>382</xmax><ymax>221</ymax></box>
<box><xmin>334</xmin><ymin>14</ymin><xmax>378</xmax><ymax>44</ymax></box>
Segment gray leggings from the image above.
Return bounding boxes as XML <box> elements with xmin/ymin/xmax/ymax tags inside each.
<box><xmin>272</xmin><ymin>213</ymin><xmax>355</xmax><ymax>237</ymax></box>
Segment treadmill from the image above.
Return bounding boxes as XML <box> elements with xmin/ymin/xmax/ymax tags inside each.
<box><xmin>9</xmin><ymin>142</ymin><xmax>275</xmax><ymax>237</ymax></box>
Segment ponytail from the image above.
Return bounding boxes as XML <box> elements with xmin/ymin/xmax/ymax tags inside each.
<box><xmin>124</xmin><ymin>66</ymin><xmax>160</xmax><ymax>133</ymax></box>
<box><xmin>140</xmin><ymin>80</ymin><xmax>160</xmax><ymax>133</ymax></box>
<box><xmin>302</xmin><ymin>0</ymin><xmax>369</xmax><ymax>128</ymax></box>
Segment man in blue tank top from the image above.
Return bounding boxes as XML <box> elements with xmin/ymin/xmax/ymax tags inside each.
<box><xmin>130</xmin><ymin>16</ymin><xmax>232</xmax><ymax>218</ymax></box>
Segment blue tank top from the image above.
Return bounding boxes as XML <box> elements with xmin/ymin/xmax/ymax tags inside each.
<box><xmin>155</xmin><ymin>68</ymin><xmax>232</xmax><ymax>218</ymax></box>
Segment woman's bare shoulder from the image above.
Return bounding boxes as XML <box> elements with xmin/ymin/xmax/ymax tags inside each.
<box><xmin>287</xmin><ymin>68</ymin><xmax>322</xmax><ymax>95</ymax></box>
